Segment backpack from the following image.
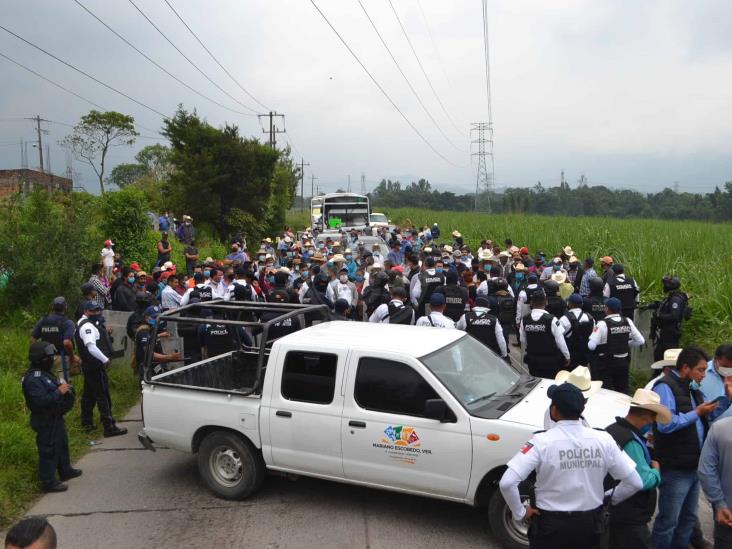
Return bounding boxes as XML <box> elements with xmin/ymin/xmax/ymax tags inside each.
<box><xmin>232</xmin><ymin>282</ymin><xmax>254</xmax><ymax>302</ymax></box>
<box><xmin>363</xmin><ymin>286</ymin><xmax>389</xmax><ymax>316</ymax></box>
<box><xmin>384</xmin><ymin>302</ymin><xmax>414</xmax><ymax>325</ymax></box>
<box><xmin>497</xmin><ymin>296</ymin><xmax>516</xmax><ymax>324</ymax></box>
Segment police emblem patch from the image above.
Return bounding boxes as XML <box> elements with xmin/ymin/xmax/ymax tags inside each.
<box><xmin>521</xmin><ymin>442</ymin><xmax>534</xmax><ymax>454</ymax></box>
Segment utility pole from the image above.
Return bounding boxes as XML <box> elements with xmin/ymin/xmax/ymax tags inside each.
<box><xmin>258</xmin><ymin>111</ymin><xmax>285</xmax><ymax>149</ymax></box>
<box><xmin>360</xmin><ymin>173</ymin><xmax>366</xmax><ymax>195</ymax></box>
<box><xmin>299</xmin><ymin>158</ymin><xmax>310</xmax><ymax>212</ymax></box>
<box><xmin>310</xmin><ymin>174</ymin><xmax>318</xmax><ymax>199</ymax></box>
<box><xmin>25</xmin><ymin>115</ymin><xmax>49</xmax><ymax>172</ymax></box>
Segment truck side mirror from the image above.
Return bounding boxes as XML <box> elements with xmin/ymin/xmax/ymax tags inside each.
<box><xmin>424</xmin><ymin>398</ymin><xmax>452</xmax><ymax>422</ymax></box>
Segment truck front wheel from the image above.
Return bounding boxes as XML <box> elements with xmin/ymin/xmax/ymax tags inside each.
<box><xmin>487</xmin><ymin>488</ymin><xmax>529</xmax><ymax>549</ymax></box>
<box><xmin>197</xmin><ymin>431</ymin><xmax>265</xmax><ymax>500</ymax></box>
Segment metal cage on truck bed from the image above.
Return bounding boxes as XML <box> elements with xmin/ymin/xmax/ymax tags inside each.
<box><xmin>142</xmin><ymin>301</ymin><xmax>331</xmax><ymax>396</ymax></box>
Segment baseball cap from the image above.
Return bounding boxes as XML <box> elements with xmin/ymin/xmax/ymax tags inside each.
<box><xmin>519</xmin><ymin>246</ymin><xmax>529</xmax><ymax>255</ymax></box>
<box><xmin>547</xmin><ymin>383</ymin><xmax>586</xmax><ymax>416</ymax></box>
<box><xmin>52</xmin><ymin>296</ymin><xmax>67</xmax><ymax>309</ymax></box>
<box><xmin>104</xmin><ymin>239</ymin><xmax>114</xmax><ymax>246</ymax></box>
<box><xmin>475</xmin><ymin>296</ymin><xmax>491</xmax><ymax>308</ymax></box>
<box><xmin>429</xmin><ymin>293</ymin><xmax>446</xmax><ymax>306</ymax></box>
<box><xmin>83</xmin><ymin>300</ymin><xmax>102</xmax><ymax>312</ymax></box>
<box><xmin>606</xmin><ymin>297</ymin><xmax>622</xmax><ymax>311</ymax></box>
<box><xmin>568</xmin><ymin>294</ymin><xmax>583</xmax><ymax>306</ymax></box>
<box><xmin>130</xmin><ymin>262</ymin><xmax>141</xmax><ymax>272</ymax></box>
<box><xmin>143</xmin><ymin>305</ymin><xmax>161</xmax><ymax>318</ymax></box>
<box><xmin>81</xmin><ymin>283</ymin><xmax>95</xmax><ymax>295</ymax></box>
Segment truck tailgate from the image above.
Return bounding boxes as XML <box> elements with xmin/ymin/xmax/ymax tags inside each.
<box><xmin>142</xmin><ymin>383</ymin><xmax>262</xmax><ymax>453</ymax></box>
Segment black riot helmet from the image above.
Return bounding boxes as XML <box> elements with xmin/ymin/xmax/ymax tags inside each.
<box><xmin>589</xmin><ymin>277</ymin><xmax>605</xmax><ymax>296</ymax></box>
<box><xmin>494</xmin><ymin>277</ymin><xmax>509</xmax><ymax>291</ymax></box>
<box><xmin>29</xmin><ymin>341</ymin><xmax>56</xmax><ymax>370</ymax></box>
<box><xmin>543</xmin><ymin>280</ymin><xmax>559</xmax><ymax>296</ymax></box>
<box><xmin>662</xmin><ymin>276</ymin><xmax>681</xmax><ymax>293</ymax></box>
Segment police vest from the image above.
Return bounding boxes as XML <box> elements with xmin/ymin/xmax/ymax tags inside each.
<box><xmin>587</xmin><ymin>296</ymin><xmax>606</xmax><ymax>322</ymax></box>
<box><xmin>418</xmin><ymin>271</ymin><xmax>445</xmax><ymax>305</ymax></box>
<box><xmin>523</xmin><ymin>313</ymin><xmax>559</xmax><ymax>357</ymax></box>
<box><xmin>653</xmin><ymin>374</ymin><xmax>708</xmax><ymax>469</ymax></box>
<box><xmin>75</xmin><ymin>318</ymin><xmax>112</xmax><ymax>367</ymax></box>
<box><xmin>606</xmin><ymin>418</ymin><xmax>657</xmax><ymax>524</ymax></box>
<box><xmin>231</xmin><ymin>281</ymin><xmax>253</xmax><ymax>302</ymax></box>
<box><xmin>204</xmin><ymin>323</ymin><xmax>238</xmax><ymax>357</ymax></box>
<box><xmin>194</xmin><ymin>284</ymin><xmax>214</xmax><ymax>302</ymax></box>
<box><xmin>608</xmin><ymin>276</ymin><xmax>638</xmax><ymax>311</ymax></box>
<box><xmin>565</xmin><ymin>311</ymin><xmax>593</xmax><ymax>357</ymax></box>
<box><xmin>525</xmin><ymin>284</ymin><xmax>541</xmax><ymax>302</ymax></box>
<box><xmin>598</xmin><ymin>316</ymin><xmax>631</xmax><ymax>357</ymax></box>
<box><xmin>465</xmin><ymin>311</ymin><xmax>501</xmax><ymax>355</ymax></box>
<box><xmin>494</xmin><ymin>294</ymin><xmax>516</xmax><ymax>324</ymax></box>
<box><xmin>37</xmin><ymin>315</ymin><xmax>66</xmax><ymax>351</ymax></box>
<box><xmin>442</xmin><ymin>285</ymin><xmax>467</xmax><ymax>321</ymax></box>
<box><xmin>386</xmin><ymin>301</ymin><xmax>413</xmax><ymax>325</ymax></box>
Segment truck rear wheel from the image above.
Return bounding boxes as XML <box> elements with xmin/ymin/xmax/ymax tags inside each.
<box><xmin>487</xmin><ymin>488</ymin><xmax>529</xmax><ymax>549</ymax></box>
<box><xmin>197</xmin><ymin>431</ymin><xmax>264</xmax><ymax>500</ymax></box>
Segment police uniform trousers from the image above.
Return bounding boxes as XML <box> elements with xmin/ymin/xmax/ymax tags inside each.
<box><xmin>30</xmin><ymin>415</ymin><xmax>71</xmax><ymax>488</ymax></box>
<box><xmin>653</xmin><ymin>329</ymin><xmax>681</xmax><ymax>361</ymax></box>
<box><xmin>595</xmin><ymin>356</ymin><xmax>630</xmax><ymax>395</ymax></box>
<box><xmin>609</xmin><ymin>521</ymin><xmax>652</xmax><ymax>549</ymax></box>
<box><xmin>80</xmin><ymin>363</ymin><xmax>114</xmax><ymax>428</ymax></box>
<box><xmin>529</xmin><ymin>508</ymin><xmax>602</xmax><ymax>549</ymax></box>
<box><xmin>525</xmin><ymin>354</ymin><xmax>565</xmax><ymax>380</ymax></box>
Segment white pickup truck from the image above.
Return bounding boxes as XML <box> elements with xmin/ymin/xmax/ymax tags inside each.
<box><xmin>138</xmin><ymin>302</ymin><xmax>629</xmax><ymax>549</ymax></box>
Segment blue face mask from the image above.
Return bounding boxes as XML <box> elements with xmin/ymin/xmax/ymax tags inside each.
<box><xmin>204</xmin><ymin>270</ymin><xmax>211</xmax><ymax>278</ymax></box>
<box><xmin>287</xmin><ymin>252</ymin><xmax>294</xmax><ymax>258</ymax></box>
<box><xmin>553</xmin><ymin>264</ymin><xmax>561</xmax><ymax>271</ymax></box>
<box><xmin>639</xmin><ymin>424</ymin><xmax>652</xmax><ymax>435</ymax></box>
<box><xmin>515</xmin><ymin>273</ymin><xmax>524</xmax><ymax>280</ymax></box>
<box><xmin>127</xmin><ymin>276</ymin><xmax>136</xmax><ymax>284</ymax></box>
<box><xmin>355</xmin><ymin>276</ymin><xmax>364</xmax><ymax>283</ymax></box>
<box><xmin>302</xmin><ymin>271</ymin><xmax>309</xmax><ymax>279</ymax></box>
<box><xmin>690</xmin><ymin>380</ymin><xmax>702</xmax><ymax>391</ymax></box>
<box><xmin>268</xmin><ymin>275</ymin><xmax>275</xmax><ymax>284</ymax></box>
<box><xmin>484</xmin><ymin>265</ymin><xmax>492</xmax><ymax>272</ymax></box>
<box><xmin>435</xmin><ymin>267</ymin><xmax>444</xmax><ymax>274</ymax></box>
<box><xmin>346</xmin><ymin>255</ymin><xmax>352</xmax><ymax>260</ymax></box>
<box><xmin>147</xmin><ymin>318</ymin><xmax>157</xmax><ymax>327</ymax></box>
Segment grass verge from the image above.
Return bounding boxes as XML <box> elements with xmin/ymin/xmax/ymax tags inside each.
<box><xmin>0</xmin><ymin>318</ymin><xmax>140</xmax><ymax>527</ymax></box>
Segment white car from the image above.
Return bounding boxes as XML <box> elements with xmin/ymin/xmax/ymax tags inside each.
<box><xmin>138</xmin><ymin>303</ymin><xmax>629</xmax><ymax>549</ymax></box>
<box><xmin>369</xmin><ymin>212</ymin><xmax>391</xmax><ymax>228</ymax></box>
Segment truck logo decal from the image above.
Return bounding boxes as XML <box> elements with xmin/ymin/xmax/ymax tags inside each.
<box><xmin>372</xmin><ymin>425</ymin><xmax>432</xmax><ymax>464</ymax></box>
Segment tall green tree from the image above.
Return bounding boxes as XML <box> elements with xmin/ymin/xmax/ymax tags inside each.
<box><xmin>108</xmin><ymin>163</ymin><xmax>147</xmax><ymax>188</ymax></box>
<box><xmin>62</xmin><ymin>110</ymin><xmax>138</xmax><ymax>195</ymax></box>
<box><xmin>135</xmin><ymin>143</ymin><xmax>172</xmax><ymax>182</ymax></box>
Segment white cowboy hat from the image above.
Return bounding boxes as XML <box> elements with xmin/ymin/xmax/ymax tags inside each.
<box><xmin>555</xmin><ymin>366</ymin><xmax>603</xmax><ymax>397</ymax></box>
<box><xmin>563</xmin><ymin>246</ymin><xmax>575</xmax><ymax>257</ymax></box>
<box><xmin>551</xmin><ymin>271</ymin><xmax>567</xmax><ymax>284</ymax></box>
<box><xmin>650</xmin><ymin>348</ymin><xmax>681</xmax><ymax>370</ymax></box>
<box><xmin>629</xmin><ymin>388</ymin><xmax>672</xmax><ymax>424</ymax></box>
<box><xmin>452</xmin><ymin>230</ymin><xmax>462</xmax><ymax>237</ymax></box>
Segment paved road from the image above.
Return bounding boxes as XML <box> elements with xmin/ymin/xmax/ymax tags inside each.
<box><xmin>22</xmin><ymin>403</ymin><xmax>498</xmax><ymax>549</ymax></box>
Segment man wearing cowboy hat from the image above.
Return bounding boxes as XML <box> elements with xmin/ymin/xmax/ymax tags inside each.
<box><xmin>500</xmin><ymin>383</ymin><xmax>642</xmax><ymax>549</ymax></box>
<box><xmin>606</xmin><ymin>389</ymin><xmax>672</xmax><ymax>548</ymax></box>
<box><xmin>543</xmin><ymin>366</ymin><xmax>601</xmax><ymax>429</ymax></box>
<box><xmin>645</xmin><ymin>348</ymin><xmax>682</xmax><ymax>390</ymax></box>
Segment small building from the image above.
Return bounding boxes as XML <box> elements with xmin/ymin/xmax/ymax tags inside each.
<box><xmin>0</xmin><ymin>169</ymin><xmax>73</xmax><ymax>199</ymax></box>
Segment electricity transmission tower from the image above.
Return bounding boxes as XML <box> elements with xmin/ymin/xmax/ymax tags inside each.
<box><xmin>471</xmin><ymin>122</ymin><xmax>494</xmax><ymax>212</ymax></box>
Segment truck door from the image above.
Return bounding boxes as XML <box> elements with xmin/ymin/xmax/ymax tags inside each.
<box><xmin>341</xmin><ymin>352</ymin><xmax>472</xmax><ymax>499</ymax></box>
<box><xmin>267</xmin><ymin>349</ymin><xmax>346</xmax><ymax>477</ymax></box>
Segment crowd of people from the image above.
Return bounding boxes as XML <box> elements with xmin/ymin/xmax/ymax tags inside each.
<box><xmin>18</xmin><ymin>217</ymin><xmax>732</xmax><ymax>549</ymax></box>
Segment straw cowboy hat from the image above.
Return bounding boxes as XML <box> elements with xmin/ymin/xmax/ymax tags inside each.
<box><xmin>551</xmin><ymin>271</ymin><xmax>567</xmax><ymax>284</ymax></box>
<box><xmin>629</xmin><ymin>388</ymin><xmax>672</xmax><ymax>424</ymax></box>
<box><xmin>650</xmin><ymin>348</ymin><xmax>681</xmax><ymax>370</ymax></box>
<box><xmin>555</xmin><ymin>366</ymin><xmax>603</xmax><ymax>397</ymax></box>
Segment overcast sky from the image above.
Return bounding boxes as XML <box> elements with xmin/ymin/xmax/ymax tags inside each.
<box><xmin>1</xmin><ymin>0</ymin><xmax>731</xmax><ymax>195</ymax></box>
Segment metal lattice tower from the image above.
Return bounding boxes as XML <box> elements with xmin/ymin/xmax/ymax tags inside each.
<box><xmin>471</xmin><ymin>122</ymin><xmax>494</xmax><ymax>212</ymax></box>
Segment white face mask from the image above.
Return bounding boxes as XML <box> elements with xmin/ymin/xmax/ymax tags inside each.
<box><xmin>717</xmin><ymin>364</ymin><xmax>732</xmax><ymax>377</ymax></box>
<box><xmin>339</xmin><ymin>275</ymin><xmax>348</xmax><ymax>283</ymax></box>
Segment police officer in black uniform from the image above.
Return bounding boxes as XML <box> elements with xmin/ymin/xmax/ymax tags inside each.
<box><xmin>31</xmin><ymin>297</ymin><xmax>79</xmax><ymax>381</ymax></box>
<box><xmin>520</xmin><ymin>291</ymin><xmax>571</xmax><ymax>378</ymax></box>
<box><xmin>584</xmin><ymin>278</ymin><xmax>608</xmax><ymax>322</ymax></box>
<box><xmin>134</xmin><ymin>306</ymin><xmax>181</xmax><ymax>381</ymax></box>
<box><xmin>605</xmin><ymin>264</ymin><xmax>640</xmax><ymax>321</ymax></box>
<box><xmin>487</xmin><ymin>278</ymin><xmax>516</xmax><ymax>350</ymax></box>
<box><xmin>414</xmin><ymin>257</ymin><xmax>446</xmax><ymax>317</ymax></box>
<box><xmin>650</xmin><ymin>276</ymin><xmax>691</xmax><ymax>361</ymax></box>
<box><xmin>22</xmin><ymin>342</ymin><xmax>81</xmax><ymax>492</ymax></box>
<box><xmin>434</xmin><ymin>270</ymin><xmax>468</xmax><ymax>322</ymax></box>
<box><xmin>543</xmin><ymin>279</ymin><xmax>567</xmax><ymax>319</ymax></box>
<box><xmin>457</xmin><ymin>296</ymin><xmax>508</xmax><ymax>360</ymax></box>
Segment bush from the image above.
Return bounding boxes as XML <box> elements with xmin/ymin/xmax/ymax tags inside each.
<box><xmin>0</xmin><ymin>191</ymin><xmax>100</xmax><ymax>312</ymax></box>
<box><xmin>100</xmin><ymin>187</ymin><xmax>157</xmax><ymax>269</ymax></box>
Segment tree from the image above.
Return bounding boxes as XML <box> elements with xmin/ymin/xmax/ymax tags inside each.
<box><xmin>62</xmin><ymin>110</ymin><xmax>138</xmax><ymax>194</ymax></box>
<box><xmin>135</xmin><ymin>143</ymin><xmax>172</xmax><ymax>182</ymax></box>
<box><xmin>108</xmin><ymin>163</ymin><xmax>147</xmax><ymax>188</ymax></box>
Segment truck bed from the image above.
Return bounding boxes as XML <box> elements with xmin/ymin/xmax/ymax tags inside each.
<box><xmin>151</xmin><ymin>348</ymin><xmax>267</xmax><ymax>394</ymax></box>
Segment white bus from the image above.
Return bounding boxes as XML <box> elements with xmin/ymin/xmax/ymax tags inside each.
<box><xmin>315</xmin><ymin>193</ymin><xmax>371</xmax><ymax>232</ymax></box>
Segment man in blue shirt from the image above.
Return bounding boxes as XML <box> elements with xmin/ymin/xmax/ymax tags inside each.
<box><xmin>224</xmin><ymin>243</ymin><xmax>247</xmax><ymax>266</ymax></box>
<box><xmin>387</xmin><ymin>241</ymin><xmax>404</xmax><ymax>266</ymax></box>
<box><xmin>652</xmin><ymin>347</ymin><xmax>732</xmax><ymax>549</ymax></box>
<box><xmin>31</xmin><ymin>297</ymin><xmax>80</xmax><ymax>380</ymax></box>
<box><xmin>701</xmin><ymin>344</ymin><xmax>732</xmax><ymax>421</ymax></box>
<box><xmin>699</xmin><ymin>416</ymin><xmax>732</xmax><ymax>548</ymax></box>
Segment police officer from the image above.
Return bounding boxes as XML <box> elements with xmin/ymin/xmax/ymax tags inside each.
<box><xmin>604</xmin><ymin>264</ymin><xmax>640</xmax><ymax>321</ymax></box>
<box><xmin>588</xmin><ymin>297</ymin><xmax>645</xmax><ymax>394</ymax></box>
<box><xmin>560</xmin><ymin>294</ymin><xmax>595</xmax><ymax>368</ymax></box>
<box><xmin>456</xmin><ymin>296</ymin><xmax>507</xmax><ymax>360</ymax></box>
<box><xmin>261</xmin><ymin>291</ymin><xmax>304</xmax><ymax>341</ymax></box>
<box><xmin>488</xmin><ymin>278</ymin><xmax>516</xmax><ymax>350</ymax></box>
<box><xmin>75</xmin><ymin>301</ymin><xmax>127</xmax><ymax>437</ymax></box>
<box><xmin>415</xmin><ymin>293</ymin><xmax>455</xmax><ymax>328</ymax></box>
<box><xmin>433</xmin><ymin>270</ymin><xmax>468</xmax><ymax>322</ymax></box>
<box><xmin>499</xmin><ymin>383</ymin><xmax>642</xmax><ymax>549</ymax></box>
<box><xmin>585</xmin><ymin>278</ymin><xmax>608</xmax><ymax>323</ymax></box>
<box><xmin>134</xmin><ymin>306</ymin><xmax>181</xmax><ymax>381</ymax></box>
<box><xmin>412</xmin><ymin>257</ymin><xmax>446</xmax><ymax>317</ymax></box>
<box><xmin>369</xmin><ymin>286</ymin><xmax>414</xmax><ymax>325</ymax></box>
<box><xmin>22</xmin><ymin>342</ymin><xmax>81</xmax><ymax>492</ymax></box>
<box><xmin>31</xmin><ymin>297</ymin><xmax>79</xmax><ymax>381</ymax></box>
<box><xmin>520</xmin><ymin>291</ymin><xmax>570</xmax><ymax>379</ymax></box>
<box><xmin>543</xmin><ymin>279</ymin><xmax>567</xmax><ymax>319</ymax></box>
<box><xmin>180</xmin><ymin>272</ymin><xmax>214</xmax><ymax>306</ymax></box>
<box><xmin>650</xmin><ymin>276</ymin><xmax>690</xmax><ymax>361</ymax></box>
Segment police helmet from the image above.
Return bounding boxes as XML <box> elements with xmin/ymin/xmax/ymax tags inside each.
<box><xmin>662</xmin><ymin>276</ymin><xmax>680</xmax><ymax>292</ymax></box>
<box><xmin>494</xmin><ymin>277</ymin><xmax>508</xmax><ymax>291</ymax></box>
<box><xmin>543</xmin><ymin>280</ymin><xmax>559</xmax><ymax>296</ymax></box>
<box><xmin>29</xmin><ymin>341</ymin><xmax>56</xmax><ymax>364</ymax></box>
<box><xmin>589</xmin><ymin>277</ymin><xmax>605</xmax><ymax>295</ymax></box>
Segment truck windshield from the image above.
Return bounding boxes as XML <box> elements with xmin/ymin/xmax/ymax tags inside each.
<box><xmin>420</xmin><ymin>335</ymin><xmax>521</xmax><ymax>413</ymax></box>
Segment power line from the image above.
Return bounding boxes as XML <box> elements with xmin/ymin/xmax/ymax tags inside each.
<box><xmin>479</xmin><ymin>0</ymin><xmax>495</xmax><ymax>189</ymax></box>
<box><xmin>415</xmin><ymin>0</ymin><xmax>454</xmax><ymax>91</ymax></box>
<box><xmin>0</xmin><ymin>25</ymin><xmax>168</xmax><ymax>119</ymax></box>
<box><xmin>126</xmin><ymin>0</ymin><xmax>260</xmax><ymax>115</ymax></box>
<box><xmin>386</xmin><ymin>0</ymin><xmax>464</xmax><ymax>138</ymax></box>
<box><xmin>308</xmin><ymin>0</ymin><xmax>462</xmax><ymax>168</ymax></box>
<box><xmin>73</xmin><ymin>0</ymin><xmax>257</xmax><ymax>118</ymax></box>
<box><xmin>161</xmin><ymin>0</ymin><xmax>271</xmax><ymax>112</ymax></box>
<box><xmin>356</xmin><ymin>0</ymin><xmax>465</xmax><ymax>153</ymax></box>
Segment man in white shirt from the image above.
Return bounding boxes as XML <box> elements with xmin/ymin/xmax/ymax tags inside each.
<box><xmin>559</xmin><ymin>293</ymin><xmax>595</xmax><ymax>368</ymax></box>
<box><xmin>100</xmin><ymin>240</ymin><xmax>115</xmax><ymax>280</ymax></box>
<box><xmin>369</xmin><ymin>287</ymin><xmax>414</xmax><ymax>325</ymax></box>
<box><xmin>326</xmin><ymin>268</ymin><xmax>358</xmax><ymax>308</ymax></box>
<box><xmin>415</xmin><ymin>293</ymin><xmax>455</xmax><ymax>328</ymax></box>
<box><xmin>160</xmin><ymin>276</ymin><xmax>183</xmax><ymax>310</ymax></box>
<box><xmin>206</xmin><ymin>268</ymin><xmax>227</xmax><ymax>300</ymax></box>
